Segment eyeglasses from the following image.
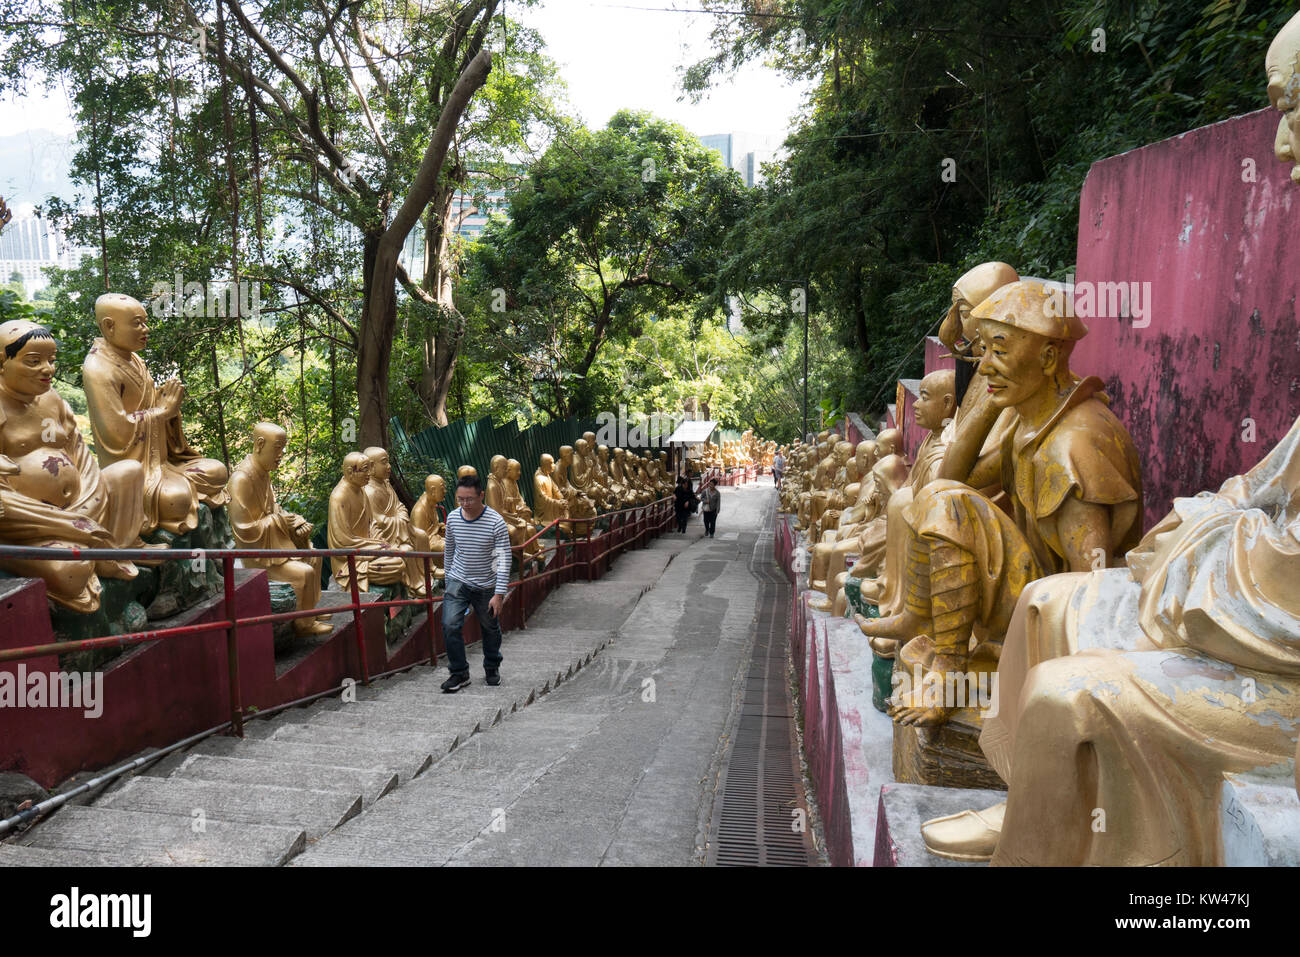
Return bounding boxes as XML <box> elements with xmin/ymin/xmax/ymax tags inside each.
<box><xmin>456</xmin><ymin>497</ymin><xmax>480</xmax><ymax>506</ymax></box>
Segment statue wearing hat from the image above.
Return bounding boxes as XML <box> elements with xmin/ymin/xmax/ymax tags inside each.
<box><xmin>856</xmin><ymin>280</ymin><xmax>1144</xmax><ymax>729</ymax></box>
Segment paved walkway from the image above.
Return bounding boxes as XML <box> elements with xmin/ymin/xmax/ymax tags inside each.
<box><xmin>7</xmin><ymin>480</ymin><xmax>812</xmax><ymax>867</ymax></box>
<box><xmin>295</xmin><ymin>481</ymin><xmax>777</xmax><ymax>866</ymax></box>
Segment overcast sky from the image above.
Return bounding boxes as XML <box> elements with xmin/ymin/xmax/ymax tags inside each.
<box><xmin>0</xmin><ymin>0</ymin><xmax>808</xmax><ymax>141</ymax></box>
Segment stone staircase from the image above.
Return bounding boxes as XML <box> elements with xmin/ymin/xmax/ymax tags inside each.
<box><xmin>1</xmin><ymin>556</ymin><xmax>671</xmax><ymax>867</ymax></box>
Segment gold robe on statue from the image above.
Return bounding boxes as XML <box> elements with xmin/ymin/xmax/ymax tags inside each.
<box><xmin>82</xmin><ymin>338</ymin><xmax>228</xmax><ymax>534</ymax></box>
<box><xmin>983</xmin><ymin>413</ymin><xmax>1300</xmax><ymax>866</ymax></box>
<box><xmin>328</xmin><ymin>481</ymin><xmax>419</xmax><ymax>593</ymax></box>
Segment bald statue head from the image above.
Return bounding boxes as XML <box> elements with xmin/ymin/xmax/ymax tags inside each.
<box><xmin>506</xmin><ymin>459</ymin><xmax>523</xmax><ymax>481</ymax></box>
<box><xmin>364</xmin><ymin>446</ymin><xmax>391</xmax><ymax>481</ymax></box>
<box><xmin>490</xmin><ymin>453</ymin><xmax>508</xmax><ymax>477</ymax></box>
<box><xmin>574</xmin><ymin>438</ymin><xmax>590</xmax><ymax>456</ymax></box>
<box><xmin>559</xmin><ymin>445</ymin><xmax>574</xmax><ymax>463</ymax></box>
<box><xmin>95</xmin><ymin>293</ymin><xmax>150</xmax><ymax>353</ymax></box>
<box><xmin>538</xmin><ymin>453</ymin><xmax>555</xmax><ymax>474</ymax></box>
<box><xmin>424</xmin><ymin>473</ymin><xmax>446</xmax><ymax>499</ymax></box>
<box><xmin>457</xmin><ymin>464</ymin><xmax>477</xmax><ymax>480</ymax></box>
<box><xmin>875</xmin><ymin>429</ymin><xmax>903</xmax><ymax>458</ymax></box>
<box><xmin>914</xmin><ymin>369</ymin><xmax>957</xmax><ymax>433</ymax></box>
<box><xmin>854</xmin><ymin>440</ymin><xmax>878</xmax><ymax>474</ymax></box>
<box><xmin>252</xmin><ymin>422</ymin><xmax>288</xmax><ymax>472</ymax></box>
<box><xmin>343</xmin><ymin>451</ymin><xmax>371</xmax><ymax>487</ymax></box>
<box><xmin>834</xmin><ymin>440</ymin><xmax>853</xmax><ymax>465</ymax></box>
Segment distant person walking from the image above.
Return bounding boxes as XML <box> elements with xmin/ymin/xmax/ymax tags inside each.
<box><xmin>674</xmin><ymin>476</ymin><xmax>698</xmax><ymax>533</ymax></box>
<box><xmin>440</xmin><ymin>475</ymin><xmax>511</xmax><ymax>693</ymax></box>
<box><xmin>700</xmin><ymin>478</ymin><xmax>721</xmax><ymax>538</ymax></box>
<box><xmin>772</xmin><ymin>449</ymin><xmax>786</xmax><ymax>489</ymax></box>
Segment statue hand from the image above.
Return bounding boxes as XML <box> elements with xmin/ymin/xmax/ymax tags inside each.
<box><xmin>0</xmin><ymin>454</ymin><xmax>17</xmax><ymax>475</ymax></box>
<box><xmin>160</xmin><ymin>379</ymin><xmax>184</xmax><ymax>416</ymax></box>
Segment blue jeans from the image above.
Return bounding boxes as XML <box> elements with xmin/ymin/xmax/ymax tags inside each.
<box><xmin>441</xmin><ymin>578</ymin><xmax>504</xmax><ymax>677</ymax></box>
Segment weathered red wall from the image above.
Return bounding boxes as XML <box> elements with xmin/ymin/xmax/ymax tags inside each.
<box><xmin>1074</xmin><ymin>107</ymin><xmax>1300</xmax><ymax>529</ymax></box>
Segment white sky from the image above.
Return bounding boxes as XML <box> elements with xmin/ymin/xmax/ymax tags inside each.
<box><xmin>0</xmin><ymin>0</ymin><xmax>808</xmax><ymax>141</ymax></box>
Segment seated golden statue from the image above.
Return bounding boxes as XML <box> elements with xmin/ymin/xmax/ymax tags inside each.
<box><xmin>922</xmin><ymin>411</ymin><xmax>1300</xmax><ymax>864</ymax></box>
<box><xmin>556</xmin><ymin>445</ymin><xmax>598</xmax><ymax>522</ymax></box>
<box><xmin>327</xmin><ymin>452</ymin><xmax>423</xmax><ymax>594</ymax></box>
<box><xmin>857</xmin><ymin>281</ymin><xmax>1143</xmax><ymax>728</ymax></box>
<box><xmin>82</xmin><ymin>293</ymin><xmax>228</xmax><ymax>536</ymax></box>
<box><xmin>854</xmin><ymin>264</ymin><xmax>1022</xmax><ymax>625</ymax></box>
<box><xmin>504</xmin><ymin>459</ymin><xmax>541</xmax><ymax>554</ymax></box>
<box><xmin>228</xmin><ymin>423</ymin><xmax>331</xmax><ymax>636</ymax></box>
<box><xmin>921</xmin><ymin>22</ymin><xmax>1300</xmax><ymax>864</ymax></box>
<box><xmin>612</xmin><ymin>448</ymin><xmax>651</xmax><ymax>505</ymax></box>
<box><xmin>0</xmin><ymin>320</ymin><xmax>151</xmax><ymax>611</ymax></box>
<box><xmin>812</xmin><ymin>373</ymin><xmax>955</xmax><ymax>610</ymax></box>
<box><xmin>410</xmin><ymin>473</ymin><xmax>447</xmax><ymax>579</ymax></box>
<box><xmin>569</xmin><ymin>438</ymin><xmax>612</xmax><ymax>511</ymax></box>
<box><xmin>808</xmin><ymin>440</ymin><xmax>855</xmax><ymax>544</ymax></box>
<box><xmin>487</xmin><ymin>453</ymin><xmax>541</xmax><ymax>559</ymax></box>
<box><xmin>363</xmin><ymin>447</ymin><xmax>425</xmax><ymax>596</ymax></box>
<box><xmin>596</xmin><ymin>445</ymin><xmax>631</xmax><ymax>508</ymax></box>
<box><xmin>533</xmin><ymin>453</ymin><xmax>571</xmax><ymax>534</ymax></box>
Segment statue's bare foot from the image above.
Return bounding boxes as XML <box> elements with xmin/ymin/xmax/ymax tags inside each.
<box><xmin>887</xmin><ymin>701</ymin><xmax>956</xmax><ymax>726</ymax></box>
<box><xmin>294</xmin><ymin>619</ymin><xmax>334</xmax><ymax>636</ymax></box>
<box><xmin>96</xmin><ymin>559</ymin><xmax>139</xmax><ymax>580</ymax></box>
<box><xmin>887</xmin><ymin>683</ymin><xmax>955</xmax><ymax>726</ymax></box>
<box><xmin>868</xmin><ymin>635</ymin><xmax>901</xmax><ymax>658</ymax></box>
<box><xmin>857</xmin><ymin>607</ymin><xmax>923</xmax><ymax>638</ymax></box>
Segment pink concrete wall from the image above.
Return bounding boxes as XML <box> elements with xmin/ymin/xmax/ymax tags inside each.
<box><xmin>1074</xmin><ymin>107</ymin><xmax>1300</xmax><ymax>529</ymax></box>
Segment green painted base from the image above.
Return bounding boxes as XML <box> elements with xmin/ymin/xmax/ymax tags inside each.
<box><xmin>367</xmin><ymin>582</ymin><xmax>417</xmax><ymax>643</ymax></box>
<box><xmin>267</xmin><ymin>581</ymin><xmax>301</xmax><ymax>652</ymax></box>
<box><xmin>842</xmin><ymin>575</ymin><xmax>878</xmax><ymax>620</ymax></box>
<box><xmin>871</xmin><ymin>652</ymin><xmax>895</xmax><ymax>713</ymax></box>
<box><xmin>0</xmin><ymin>503</ymin><xmax>233</xmax><ymax>671</ymax></box>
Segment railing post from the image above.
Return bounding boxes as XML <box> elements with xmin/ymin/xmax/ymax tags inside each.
<box><xmin>586</xmin><ymin>518</ymin><xmax>593</xmax><ymax>581</ymax></box>
<box><xmin>347</xmin><ymin>555</ymin><xmax>371</xmax><ymax>686</ymax></box>
<box><xmin>423</xmin><ymin>556</ymin><xmax>437</xmax><ymax>667</ymax></box>
<box><xmin>222</xmin><ymin>555</ymin><xmax>244</xmax><ymax>738</ymax></box>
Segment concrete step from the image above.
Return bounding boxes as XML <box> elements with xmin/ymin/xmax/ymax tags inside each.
<box><xmin>98</xmin><ymin>775</ymin><xmax>362</xmax><ymax>841</ymax></box>
<box><xmin>171</xmin><ymin>754</ymin><xmax>398</xmax><ymax>806</ymax></box>
<box><xmin>320</xmin><ymin>697</ymin><xmax>508</xmax><ymax>732</ymax></box>
<box><xmin>19</xmin><ymin>804</ymin><xmax>305</xmax><ymax>866</ymax></box>
<box><xmin>0</xmin><ymin>842</ymin><xmax>153</xmax><ymax>867</ymax></box>
<box><xmin>187</xmin><ymin>736</ymin><xmax>431</xmax><ymax>782</ymax></box>
<box><xmin>268</xmin><ymin>721</ymin><xmax>460</xmax><ymax>760</ymax></box>
<box><xmin>304</xmin><ymin>707</ymin><xmax>498</xmax><ymax>740</ymax></box>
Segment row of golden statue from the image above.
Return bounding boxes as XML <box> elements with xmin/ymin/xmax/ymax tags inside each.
<box><xmin>693</xmin><ymin>432</ymin><xmax>775</xmax><ymax>472</ymax></box>
<box><xmin>776</xmin><ymin>15</ymin><xmax>1300</xmax><ymax>864</ymax></box>
<box><xmin>0</xmin><ymin>293</ymin><xmax>678</xmax><ymax>638</ymax></box>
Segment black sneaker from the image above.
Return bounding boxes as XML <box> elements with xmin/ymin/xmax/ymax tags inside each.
<box><xmin>441</xmin><ymin>673</ymin><xmax>471</xmax><ymax>694</ymax></box>
<box><xmin>485</xmin><ymin>670</ymin><xmax>501</xmax><ymax>687</ymax></box>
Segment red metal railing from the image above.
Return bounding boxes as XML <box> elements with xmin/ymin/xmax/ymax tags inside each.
<box><xmin>0</xmin><ymin>496</ymin><xmax>675</xmax><ymax>740</ymax></box>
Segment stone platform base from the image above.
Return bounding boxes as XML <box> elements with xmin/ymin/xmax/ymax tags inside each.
<box><xmin>891</xmin><ymin>702</ymin><xmax>1006</xmax><ymax>792</ymax></box>
<box><xmin>874</xmin><ymin>783</ymin><xmax>1004</xmax><ymax>866</ymax></box>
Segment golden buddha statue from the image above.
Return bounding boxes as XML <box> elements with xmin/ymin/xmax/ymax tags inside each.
<box><xmin>596</xmin><ymin>444</ymin><xmax>631</xmax><ymax>508</ymax></box>
<box><xmin>920</xmin><ymin>21</ymin><xmax>1300</xmax><ymax>864</ymax></box>
<box><xmin>533</xmin><ymin>453</ymin><xmax>571</xmax><ymax>534</ymax></box>
<box><xmin>362</xmin><ymin>447</ymin><xmax>425</xmax><ymax>596</ymax></box>
<box><xmin>81</xmin><ymin>294</ymin><xmax>229</xmax><ymax>536</ymax></box>
<box><xmin>504</xmin><ymin>458</ymin><xmax>541</xmax><ymax>558</ymax></box>
<box><xmin>410</xmin><ymin>473</ymin><xmax>447</xmax><ymax>579</ymax></box>
<box><xmin>853</xmin><ymin>265</ymin><xmax>1022</xmax><ymax>630</ymax></box>
<box><xmin>228</xmin><ymin>423</ymin><xmax>331</xmax><ymax>636</ymax></box>
<box><xmin>327</xmin><ymin>452</ymin><xmax>423</xmax><ymax>594</ymax></box>
<box><xmin>569</xmin><ymin>438</ymin><xmax>612</xmax><ymax>511</ymax></box>
<box><xmin>612</xmin><ymin>448</ymin><xmax>650</xmax><ymax>505</ymax></box>
<box><xmin>555</xmin><ymin>445</ymin><xmax>598</xmax><ymax>522</ymax></box>
<box><xmin>0</xmin><ymin>320</ymin><xmax>152</xmax><ymax>611</ymax></box>
<box><xmin>812</xmin><ymin>372</ymin><xmax>956</xmax><ymax>612</ymax></box>
<box><xmin>487</xmin><ymin>453</ymin><xmax>541</xmax><ymax>558</ymax></box>
<box><xmin>795</xmin><ymin>439</ymin><xmax>836</xmax><ymax>531</ymax></box>
<box><xmin>857</xmin><ymin>281</ymin><xmax>1143</xmax><ymax>728</ymax></box>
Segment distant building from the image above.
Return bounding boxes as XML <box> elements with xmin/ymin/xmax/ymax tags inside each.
<box><xmin>398</xmin><ymin>184</ymin><xmax>509</xmax><ymax>272</ymax></box>
<box><xmin>0</xmin><ymin>203</ymin><xmax>91</xmax><ymax>294</ymax></box>
<box><xmin>696</xmin><ymin>131</ymin><xmax>785</xmax><ymax>188</ymax></box>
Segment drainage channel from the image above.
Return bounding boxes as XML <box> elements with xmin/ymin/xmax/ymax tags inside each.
<box><xmin>705</xmin><ymin>498</ymin><xmax>819</xmax><ymax>867</ymax></box>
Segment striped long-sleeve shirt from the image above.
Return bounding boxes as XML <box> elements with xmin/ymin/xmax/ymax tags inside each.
<box><xmin>444</xmin><ymin>505</ymin><xmax>512</xmax><ymax>594</ymax></box>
